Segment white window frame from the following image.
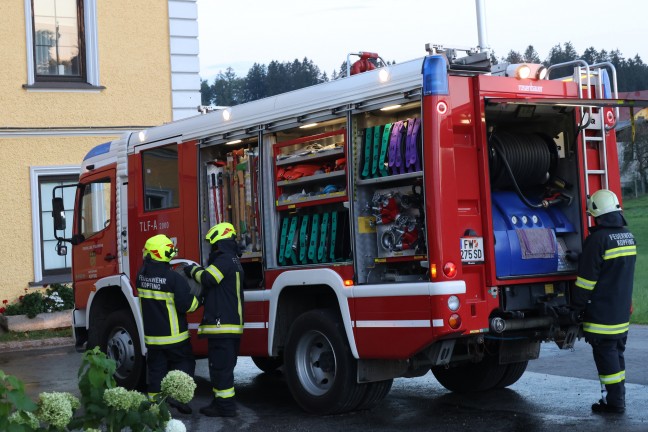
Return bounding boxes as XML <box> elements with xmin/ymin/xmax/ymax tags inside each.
<box><xmin>30</xmin><ymin>165</ymin><xmax>80</xmax><ymax>283</ymax></box>
<box><xmin>24</xmin><ymin>0</ymin><xmax>100</xmax><ymax>87</ymax></box>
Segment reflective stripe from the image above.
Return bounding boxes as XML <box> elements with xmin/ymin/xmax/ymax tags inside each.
<box><xmin>139</xmin><ymin>288</ymin><xmax>186</xmax><ymax>345</ymax></box>
<box><xmin>193</xmin><ymin>268</ymin><xmax>205</xmax><ymax>283</ymax></box>
<box><xmin>198</xmin><ymin>324</ymin><xmax>244</xmax><ymax>335</ymax></box>
<box><xmin>206</xmin><ymin>265</ymin><xmax>224</xmax><ymax>283</ymax></box>
<box><xmin>138</xmin><ymin>289</ymin><xmax>174</xmax><ymax>300</ymax></box>
<box><xmin>583</xmin><ymin>321</ymin><xmax>630</xmax><ymax>335</ymax></box>
<box><xmin>599</xmin><ymin>371</ymin><xmax>625</xmax><ymax>385</ymax></box>
<box><xmin>603</xmin><ymin>245</ymin><xmax>637</xmax><ymax>260</ymax></box>
<box><xmin>187</xmin><ymin>296</ymin><xmax>200</xmax><ymax>313</ymax></box>
<box><xmin>144</xmin><ymin>331</ymin><xmax>189</xmax><ymax>345</ymax></box>
<box><xmin>213</xmin><ymin>387</ymin><xmax>235</xmax><ymax>399</ymax></box>
<box><xmin>575</xmin><ymin>276</ymin><xmax>596</xmax><ymax>291</ymax></box>
<box><xmin>236</xmin><ymin>273</ymin><xmax>243</xmax><ymax>326</ymax></box>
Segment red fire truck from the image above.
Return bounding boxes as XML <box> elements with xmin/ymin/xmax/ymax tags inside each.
<box><xmin>52</xmin><ymin>44</ymin><xmax>639</xmax><ymax>414</ymax></box>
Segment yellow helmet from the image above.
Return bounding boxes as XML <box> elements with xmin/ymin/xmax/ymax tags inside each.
<box><xmin>143</xmin><ymin>234</ymin><xmax>177</xmax><ymax>262</ymax></box>
<box><xmin>205</xmin><ymin>222</ymin><xmax>236</xmax><ymax>245</ymax></box>
<box><xmin>587</xmin><ymin>189</ymin><xmax>621</xmax><ymax>218</ymax></box>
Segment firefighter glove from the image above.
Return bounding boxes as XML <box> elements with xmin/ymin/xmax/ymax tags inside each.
<box><xmin>183</xmin><ymin>264</ymin><xmax>201</xmax><ymax>279</ymax></box>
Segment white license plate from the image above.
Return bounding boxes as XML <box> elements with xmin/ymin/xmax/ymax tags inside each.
<box><xmin>460</xmin><ymin>237</ymin><xmax>484</xmax><ymax>263</ymax></box>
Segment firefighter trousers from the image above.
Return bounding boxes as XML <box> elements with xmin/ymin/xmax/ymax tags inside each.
<box><xmin>207</xmin><ymin>337</ymin><xmax>241</xmax><ymax>412</ymax></box>
<box><xmin>586</xmin><ymin>335</ymin><xmax>627</xmax><ymax>408</ymax></box>
<box><xmin>146</xmin><ymin>340</ymin><xmax>195</xmax><ymax>395</ymax></box>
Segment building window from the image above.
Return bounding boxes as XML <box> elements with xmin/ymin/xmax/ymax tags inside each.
<box><xmin>32</xmin><ymin>0</ymin><xmax>85</xmax><ymax>81</ymax></box>
<box><xmin>24</xmin><ymin>0</ymin><xmax>100</xmax><ymax>88</ymax></box>
<box><xmin>142</xmin><ymin>145</ymin><xmax>180</xmax><ymax>211</ymax></box>
<box><xmin>30</xmin><ymin>166</ymin><xmax>80</xmax><ymax>284</ymax></box>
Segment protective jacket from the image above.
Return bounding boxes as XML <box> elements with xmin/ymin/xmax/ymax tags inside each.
<box><xmin>573</xmin><ymin>211</ymin><xmax>636</xmax><ymax>339</ymax></box>
<box><xmin>137</xmin><ymin>259</ymin><xmax>200</xmax><ymax>347</ymax></box>
<box><xmin>191</xmin><ymin>239</ymin><xmax>245</xmax><ymax>338</ymax></box>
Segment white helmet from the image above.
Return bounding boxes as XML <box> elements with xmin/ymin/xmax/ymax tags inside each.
<box><xmin>587</xmin><ymin>189</ymin><xmax>621</xmax><ymax>218</ymax></box>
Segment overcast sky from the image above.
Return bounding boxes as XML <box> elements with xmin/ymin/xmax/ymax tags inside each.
<box><xmin>196</xmin><ymin>0</ymin><xmax>647</xmax><ymax>82</ymax></box>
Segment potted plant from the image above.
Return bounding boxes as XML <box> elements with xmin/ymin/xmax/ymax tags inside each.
<box><xmin>0</xmin><ymin>284</ymin><xmax>74</xmax><ymax>332</ymax></box>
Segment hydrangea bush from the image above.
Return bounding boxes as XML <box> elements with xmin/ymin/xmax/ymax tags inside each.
<box><xmin>0</xmin><ymin>347</ymin><xmax>195</xmax><ymax>431</ymax></box>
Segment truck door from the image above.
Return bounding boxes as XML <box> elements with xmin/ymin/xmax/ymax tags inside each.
<box><xmin>72</xmin><ymin>166</ymin><xmax>118</xmax><ymax>308</ymax></box>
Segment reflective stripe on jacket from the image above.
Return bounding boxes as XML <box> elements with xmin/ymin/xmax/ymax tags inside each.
<box><xmin>137</xmin><ymin>259</ymin><xmax>200</xmax><ymax>347</ymax></box>
<box><xmin>573</xmin><ymin>215</ymin><xmax>636</xmax><ymax>338</ymax></box>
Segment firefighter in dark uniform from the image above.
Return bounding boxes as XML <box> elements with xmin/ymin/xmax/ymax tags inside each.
<box><xmin>184</xmin><ymin>222</ymin><xmax>244</xmax><ymax>417</ymax></box>
<box><xmin>573</xmin><ymin>189</ymin><xmax>636</xmax><ymax>414</ymax></box>
<box><xmin>138</xmin><ymin>234</ymin><xmax>200</xmax><ymax>414</ymax></box>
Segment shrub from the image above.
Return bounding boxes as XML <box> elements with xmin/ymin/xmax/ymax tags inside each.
<box><xmin>1</xmin><ymin>347</ymin><xmax>193</xmax><ymax>431</ymax></box>
<box><xmin>1</xmin><ymin>284</ymin><xmax>74</xmax><ymax>318</ymax></box>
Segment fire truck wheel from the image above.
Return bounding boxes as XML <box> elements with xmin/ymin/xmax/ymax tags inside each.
<box><xmin>431</xmin><ymin>353</ymin><xmax>507</xmax><ymax>393</ymax></box>
<box><xmin>284</xmin><ymin>309</ymin><xmax>366</xmax><ymax>414</ymax></box>
<box><xmin>99</xmin><ymin>309</ymin><xmax>145</xmax><ymax>390</ymax></box>
<box><xmin>494</xmin><ymin>361</ymin><xmax>528</xmax><ymax>388</ymax></box>
<box><xmin>355</xmin><ymin>379</ymin><xmax>393</xmax><ymax>411</ymax></box>
<box><xmin>251</xmin><ymin>356</ymin><xmax>284</xmax><ymax>373</ymax></box>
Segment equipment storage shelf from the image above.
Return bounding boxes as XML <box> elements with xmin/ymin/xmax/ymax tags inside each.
<box><xmin>274</xmin><ymin>129</ymin><xmax>347</xmax><ymax>211</ymax></box>
<box><xmin>356</xmin><ymin>171</ymin><xmax>422</xmax><ymax>186</ymax></box>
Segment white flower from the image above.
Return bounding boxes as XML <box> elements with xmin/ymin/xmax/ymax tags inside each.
<box><xmin>166</xmin><ymin>418</ymin><xmax>187</xmax><ymax>432</ymax></box>
<box><xmin>160</xmin><ymin>371</ymin><xmax>196</xmax><ymax>404</ymax></box>
<box><xmin>36</xmin><ymin>392</ymin><xmax>75</xmax><ymax>429</ymax></box>
<box><xmin>8</xmin><ymin>411</ymin><xmax>39</xmax><ymax>429</ymax></box>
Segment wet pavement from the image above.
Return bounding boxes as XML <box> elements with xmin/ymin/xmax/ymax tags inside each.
<box><xmin>1</xmin><ymin>325</ymin><xmax>647</xmax><ymax>431</ymax></box>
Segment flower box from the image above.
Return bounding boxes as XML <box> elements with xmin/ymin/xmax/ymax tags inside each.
<box><xmin>0</xmin><ymin>309</ymin><xmax>72</xmax><ymax>332</ymax></box>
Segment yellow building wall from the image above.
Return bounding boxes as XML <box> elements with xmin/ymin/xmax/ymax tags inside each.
<box><xmin>0</xmin><ymin>0</ymin><xmax>172</xmax><ymax>126</ymax></box>
<box><xmin>0</xmin><ymin>1</ymin><xmax>175</xmax><ymax>303</ymax></box>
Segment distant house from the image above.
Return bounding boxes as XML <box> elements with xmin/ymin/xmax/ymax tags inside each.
<box><xmin>0</xmin><ymin>1</ymin><xmax>200</xmax><ymax>302</ymax></box>
<box><xmin>615</xmin><ymin>91</ymin><xmax>648</xmax><ymax>197</ymax></box>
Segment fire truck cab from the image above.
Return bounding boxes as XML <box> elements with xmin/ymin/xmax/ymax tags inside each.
<box><xmin>52</xmin><ymin>44</ymin><xmax>631</xmax><ymax>414</ymax></box>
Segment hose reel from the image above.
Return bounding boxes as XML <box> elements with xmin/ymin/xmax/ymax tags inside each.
<box><xmin>489</xmin><ymin>131</ymin><xmax>562</xmax><ymax>209</ymax></box>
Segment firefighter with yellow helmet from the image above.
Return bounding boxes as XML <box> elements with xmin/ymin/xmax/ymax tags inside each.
<box><xmin>573</xmin><ymin>189</ymin><xmax>636</xmax><ymax>414</ymax></box>
<box><xmin>184</xmin><ymin>222</ymin><xmax>245</xmax><ymax>417</ymax></box>
<box><xmin>138</xmin><ymin>234</ymin><xmax>200</xmax><ymax>414</ymax></box>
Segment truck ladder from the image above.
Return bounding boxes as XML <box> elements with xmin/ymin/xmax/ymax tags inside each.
<box><xmin>548</xmin><ymin>61</ymin><xmax>619</xmax><ymax>226</ymax></box>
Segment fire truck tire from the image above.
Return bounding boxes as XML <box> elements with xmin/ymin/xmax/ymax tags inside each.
<box><xmin>431</xmin><ymin>353</ymin><xmax>507</xmax><ymax>393</ymax></box>
<box><xmin>251</xmin><ymin>356</ymin><xmax>284</xmax><ymax>373</ymax></box>
<box><xmin>494</xmin><ymin>361</ymin><xmax>528</xmax><ymax>388</ymax></box>
<box><xmin>355</xmin><ymin>379</ymin><xmax>393</xmax><ymax>411</ymax></box>
<box><xmin>284</xmin><ymin>309</ymin><xmax>366</xmax><ymax>414</ymax></box>
<box><xmin>99</xmin><ymin>310</ymin><xmax>145</xmax><ymax>390</ymax></box>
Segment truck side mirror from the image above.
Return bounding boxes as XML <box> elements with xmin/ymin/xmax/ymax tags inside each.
<box><xmin>52</xmin><ymin>197</ymin><xmax>66</xmax><ymax>231</ymax></box>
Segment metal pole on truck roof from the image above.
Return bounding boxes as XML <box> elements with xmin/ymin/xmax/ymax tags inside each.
<box><xmin>475</xmin><ymin>0</ymin><xmax>491</xmax><ymax>56</ymax></box>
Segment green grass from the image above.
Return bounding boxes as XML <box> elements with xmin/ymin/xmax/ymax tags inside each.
<box><xmin>622</xmin><ymin>195</ymin><xmax>648</xmax><ymax>324</ymax></box>
<box><xmin>0</xmin><ymin>327</ymin><xmax>72</xmax><ymax>343</ymax></box>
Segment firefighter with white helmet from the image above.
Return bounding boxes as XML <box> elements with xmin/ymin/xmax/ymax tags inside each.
<box><xmin>138</xmin><ymin>234</ymin><xmax>200</xmax><ymax>414</ymax></box>
<box><xmin>573</xmin><ymin>189</ymin><xmax>636</xmax><ymax>414</ymax></box>
<box><xmin>184</xmin><ymin>222</ymin><xmax>245</xmax><ymax>417</ymax></box>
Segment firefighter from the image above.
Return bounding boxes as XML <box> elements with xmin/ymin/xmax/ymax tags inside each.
<box><xmin>573</xmin><ymin>189</ymin><xmax>636</xmax><ymax>414</ymax></box>
<box><xmin>184</xmin><ymin>222</ymin><xmax>244</xmax><ymax>417</ymax></box>
<box><xmin>138</xmin><ymin>234</ymin><xmax>200</xmax><ymax>415</ymax></box>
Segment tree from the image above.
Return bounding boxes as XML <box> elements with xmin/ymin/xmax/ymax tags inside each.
<box><xmin>243</xmin><ymin>63</ymin><xmax>268</xmax><ymax>102</ymax></box>
<box><xmin>212</xmin><ymin>67</ymin><xmax>244</xmax><ymax>106</ymax></box>
<box><xmin>544</xmin><ymin>42</ymin><xmax>579</xmax><ymax>78</ymax></box>
<box><xmin>200</xmin><ymin>79</ymin><xmax>214</xmax><ymax>105</ymax></box>
<box><xmin>523</xmin><ymin>45</ymin><xmax>540</xmax><ymax>63</ymax></box>
<box><xmin>504</xmin><ymin>50</ymin><xmax>523</xmax><ymax>64</ymax></box>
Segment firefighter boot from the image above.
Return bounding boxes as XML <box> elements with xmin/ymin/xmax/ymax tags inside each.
<box><xmin>591</xmin><ymin>400</ymin><xmax>625</xmax><ymax>414</ymax></box>
<box><xmin>199</xmin><ymin>398</ymin><xmax>237</xmax><ymax>417</ymax></box>
<box><xmin>168</xmin><ymin>397</ymin><xmax>192</xmax><ymax>415</ymax></box>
